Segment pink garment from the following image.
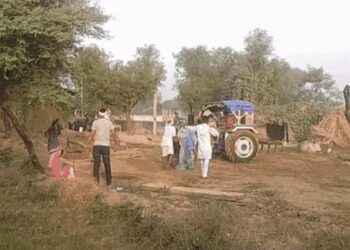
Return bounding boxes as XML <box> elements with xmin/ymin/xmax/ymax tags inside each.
<box><xmin>48</xmin><ymin>150</ymin><xmax>71</xmax><ymax>180</ymax></box>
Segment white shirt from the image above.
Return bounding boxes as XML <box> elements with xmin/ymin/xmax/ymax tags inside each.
<box><xmin>91</xmin><ymin>118</ymin><xmax>115</xmax><ymax>146</ymax></box>
<box><xmin>161</xmin><ymin>125</ymin><xmax>176</xmax><ymax>147</ymax></box>
<box><xmin>195</xmin><ymin>123</ymin><xmax>219</xmax><ymax>160</ymax></box>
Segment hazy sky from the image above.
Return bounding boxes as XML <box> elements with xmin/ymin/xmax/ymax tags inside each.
<box><xmin>89</xmin><ymin>0</ymin><xmax>350</xmax><ymax>100</ymax></box>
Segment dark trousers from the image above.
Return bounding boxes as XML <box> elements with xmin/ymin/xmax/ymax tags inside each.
<box><xmin>93</xmin><ymin>145</ymin><xmax>112</xmax><ymax>185</ymax></box>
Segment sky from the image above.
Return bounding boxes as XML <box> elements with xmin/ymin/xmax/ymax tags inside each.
<box><xmin>88</xmin><ymin>0</ymin><xmax>350</xmax><ymax>100</ymax></box>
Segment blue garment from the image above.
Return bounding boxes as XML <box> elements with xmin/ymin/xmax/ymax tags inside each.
<box><xmin>183</xmin><ymin>129</ymin><xmax>197</xmax><ymax>166</ymax></box>
<box><xmin>176</xmin><ymin>127</ymin><xmax>197</xmax><ymax>170</ymax></box>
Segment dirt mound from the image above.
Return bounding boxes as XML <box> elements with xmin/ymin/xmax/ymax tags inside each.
<box><xmin>312</xmin><ymin>107</ymin><xmax>350</xmax><ymax>147</ymax></box>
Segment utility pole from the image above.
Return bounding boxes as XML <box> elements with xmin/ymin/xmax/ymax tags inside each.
<box><xmin>153</xmin><ymin>91</ymin><xmax>158</xmax><ymax>135</ymax></box>
<box><xmin>81</xmin><ymin>79</ymin><xmax>84</xmax><ymax>118</ymax></box>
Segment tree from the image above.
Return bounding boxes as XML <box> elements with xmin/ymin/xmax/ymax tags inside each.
<box><xmin>77</xmin><ymin>45</ymin><xmax>166</xmax><ymax>133</ymax></box>
<box><xmin>301</xmin><ymin>66</ymin><xmax>342</xmax><ymax>110</ymax></box>
<box><xmin>174</xmin><ymin>46</ymin><xmax>233</xmax><ymax>113</ymax></box>
<box><xmin>244</xmin><ymin>28</ymin><xmax>273</xmax><ymax>71</ymax></box>
<box><xmin>230</xmin><ymin>29</ymin><xmax>275</xmax><ymax>105</ymax></box>
<box><xmin>113</xmin><ymin>45</ymin><xmax>166</xmax><ymax>133</ymax></box>
<box><xmin>73</xmin><ymin>46</ymin><xmax>113</xmax><ymax>115</ymax></box>
<box><xmin>0</xmin><ymin>0</ymin><xmax>108</xmax><ymax>171</ymax></box>
<box><xmin>175</xmin><ymin>46</ymin><xmax>210</xmax><ymax>113</ymax></box>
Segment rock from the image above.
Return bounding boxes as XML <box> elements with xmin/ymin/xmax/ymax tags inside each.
<box><xmin>299</xmin><ymin>141</ymin><xmax>321</xmax><ymax>153</ymax></box>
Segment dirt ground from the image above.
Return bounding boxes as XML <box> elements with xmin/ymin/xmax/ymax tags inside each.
<box><xmin>66</xmin><ymin>137</ymin><xmax>350</xmax><ymax>227</ymax></box>
<box><xmin>1</xmin><ymin>130</ymin><xmax>350</xmax><ymax>248</ymax></box>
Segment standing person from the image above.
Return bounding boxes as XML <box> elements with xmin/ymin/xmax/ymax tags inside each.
<box><xmin>87</xmin><ymin>108</ymin><xmax>118</xmax><ymax>187</ymax></box>
<box><xmin>193</xmin><ymin>116</ymin><xmax>219</xmax><ymax>178</ymax></box>
<box><xmin>176</xmin><ymin>125</ymin><xmax>197</xmax><ymax>170</ymax></box>
<box><xmin>45</xmin><ymin>119</ymin><xmax>74</xmax><ymax>180</ymax></box>
<box><xmin>173</xmin><ymin>112</ymin><xmax>181</xmax><ymax>125</ymax></box>
<box><xmin>161</xmin><ymin>119</ymin><xmax>176</xmax><ymax>168</ymax></box>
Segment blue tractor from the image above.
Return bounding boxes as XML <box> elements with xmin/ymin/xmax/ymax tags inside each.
<box><xmin>199</xmin><ymin>100</ymin><xmax>258</xmax><ymax>163</ymax></box>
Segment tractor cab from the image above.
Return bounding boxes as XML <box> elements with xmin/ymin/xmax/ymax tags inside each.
<box><xmin>200</xmin><ymin>100</ymin><xmax>258</xmax><ymax>163</ymax></box>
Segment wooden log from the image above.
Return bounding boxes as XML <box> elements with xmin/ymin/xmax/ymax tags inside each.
<box><xmin>142</xmin><ymin>183</ymin><xmax>243</xmax><ymax>201</ymax></box>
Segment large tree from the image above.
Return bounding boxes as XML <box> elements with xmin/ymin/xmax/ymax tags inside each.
<box><xmin>230</xmin><ymin>28</ymin><xmax>275</xmax><ymax>105</ymax></box>
<box><xmin>76</xmin><ymin>45</ymin><xmax>166</xmax><ymax>133</ymax></box>
<box><xmin>174</xmin><ymin>46</ymin><xmax>236</xmax><ymax>113</ymax></box>
<box><xmin>301</xmin><ymin>66</ymin><xmax>342</xmax><ymax>109</ymax></box>
<box><xmin>174</xmin><ymin>46</ymin><xmax>212</xmax><ymax>113</ymax></box>
<box><xmin>73</xmin><ymin>46</ymin><xmax>113</xmax><ymax>115</ymax></box>
<box><xmin>112</xmin><ymin>45</ymin><xmax>166</xmax><ymax>132</ymax></box>
<box><xmin>0</xmin><ymin>0</ymin><xmax>108</xmax><ymax>171</ymax></box>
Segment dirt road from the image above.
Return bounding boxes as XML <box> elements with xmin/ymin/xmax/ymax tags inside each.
<box><xmin>70</xmin><ymin>144</ymin><xmax>350</xmax><ymax>226</ymax></box>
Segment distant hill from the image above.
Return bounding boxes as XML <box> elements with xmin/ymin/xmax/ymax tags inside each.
<box><xmin>285</xmin><ymin>51</ymin><xmax>350</xmax><ymax>90</ymax></box>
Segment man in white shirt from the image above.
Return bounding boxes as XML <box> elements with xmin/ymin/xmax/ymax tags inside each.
<box><xmin>161</xmin><ymin>119</ymin><xmax>177</xmax><ymax>168</ymax></box>
<box><xmin>188</xmin><ymin>116</ymin><xmax>219</xmax><ymax>178</ymax></box>
<box><xmin>88</xmin><ymin>108</ymin><xmax>118</xmax><ymax>186</ymax></box>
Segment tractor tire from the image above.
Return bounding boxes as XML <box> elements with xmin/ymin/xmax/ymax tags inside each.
<box><xmin>225</xmin><ymin>130</ymin><xmax>258</xmax><ymax>163</ymax></box>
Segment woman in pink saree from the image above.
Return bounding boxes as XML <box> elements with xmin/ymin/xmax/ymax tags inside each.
<box><xmin>45</xmin><ymin>119</ymin><xmax>74</xmax><ymax>180</ymax></box>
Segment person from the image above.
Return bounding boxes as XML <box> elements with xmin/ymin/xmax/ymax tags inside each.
<box><xmin>208</xmin><ymin>114</ymin><xmax>217</xmax><ymax>128</ymax></box>
<box><xmin>190</xmin><ymin>116</ymin><xmax>219</xmax><ymax>178</ymax></box>
<box><xmin>176</xmin><ymin>125</ymin><xmax>197</xmax><ymax>170</ymax></box>
<box><xmin>161</xmin><ymin>119</ymin><xmax>176</xmax><ymax>168</ymax></box>
<box><xmin>173</xmin><ymin>112</ymin><xmax>180</xmax><ymax>125</ymax></box>
<box><xmin>45</xmin><ymin>119</ymin><xmax>75</xmax><ymax>180</ymax></box>
<box><xmin>87</xmin><ymin>108</ymin><xmax>118</xmax><ymax>187</ymax></box>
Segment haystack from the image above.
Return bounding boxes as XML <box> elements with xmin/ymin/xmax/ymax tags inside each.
<box><xmin>312</xmin><ymin>107</ymin><xmax>350</xmax><ymax>147</ymax></box>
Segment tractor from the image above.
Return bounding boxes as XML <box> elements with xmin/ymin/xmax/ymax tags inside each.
<box><xmin>199</xmin><ymin>100</ymin><xmax>258</xmax><ymax>163</ymax></box>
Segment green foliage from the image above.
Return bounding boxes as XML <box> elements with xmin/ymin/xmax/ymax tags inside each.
<box><xmin>175</xmin><ymin>28</ymin><xmax>342</xmax><ymax>141</ymax></box>
<box><xmin>75</xmin><ymin>45</ymin><xmax>166</xmax><ymax>120</ymax></box>
<box><xmin>23</xmin><ymin>81</ymin><xmax>76</xmax><ymax>115</ymax></box>
<box><xmin>0</xmin><ymin>0</ymin><xmax>108</xmax><ymax>89</ymax></box>
<box><xmin>301</xmin><ymin>66</ymin><xmax>343</xmax><ymax>109</ymax></box>
<box><xmin>257</xmin><ymin>103</ymin><xmax>323</xmax><ymax>142</ymax></box>
<box><xmin>72</xmin><ymin>46</ymin><xmax>112</xmax><ymax>114</ymax></box>
<box><xmin>0</xmin><ymin>0</ymin><xmax>108</xmax><ymax>119</ymax></box>
<box><xmin>113</xmin><ymin>45</ymin><xmax>166</xmax><ymax>115</ymax></box>
<box><xmin>244</xmin><ymin>28</ymin><xmax>273</xmax><ymax>69</ymax></box>
<box><xmin>174</xmin><ymin>46</ymin><xmax>235</xmax><ymax>112</ymax></box>
<box><xmin>0</xmin><ymin>0</ymin><xmax>108</xmax><ymax>169</ymax></box>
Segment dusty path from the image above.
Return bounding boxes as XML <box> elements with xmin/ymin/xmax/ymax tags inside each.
<box><xmin>69</xmin><ymin>144</ymin><xmax>350</xmax><ymax>225</ymax></box>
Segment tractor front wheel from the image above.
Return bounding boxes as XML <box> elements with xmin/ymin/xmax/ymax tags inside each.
<box><xmin>225</xmin><ymin>130</ymin><xmax>258</xmax><ymax>163</ymax></box>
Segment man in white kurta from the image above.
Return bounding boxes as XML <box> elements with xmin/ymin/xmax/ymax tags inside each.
<box><xmin>192</xmin><ymin>117</ymin><xmax>219</xmax><ymax>178</ymax></box>
<box><xmin>161</xmin><ymin>119</ymin><xmax>177</xmax><ymax>168</ymax></box>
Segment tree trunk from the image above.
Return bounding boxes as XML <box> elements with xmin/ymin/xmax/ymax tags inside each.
<box><xmin>125</xmin><ymin>111</ymin><xmax>133</xmax><ymax>135</ymax></box>
<box><xmin>3</xmin><ymin>112</ymin><xmax>12</xmax><ymax>133</ymax></box>
<box><xmin>0</xmin><ymin>100</ymin><xmax>44</xmax><ymax>172</ymax></box>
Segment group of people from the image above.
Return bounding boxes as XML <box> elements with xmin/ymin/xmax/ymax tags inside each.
<box><xmin>45</xmin><ymin>108</ymin><xmax>117</xmax><ymax>187</ymax></box>
<box><xmin>161</xmin><ymin>115</ymin><xmax>219</xmax><ymax>178</ymax></box>
<box><xmin>45</xmin><ymin>108</ymin><xmax>220</xmax><ymax>187</ymax></box>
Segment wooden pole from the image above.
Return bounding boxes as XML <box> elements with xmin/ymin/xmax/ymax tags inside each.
<box><xmin>153</xmin><ymin>91</ymin><xmax>157</xmax><ymax>135</ymax></box>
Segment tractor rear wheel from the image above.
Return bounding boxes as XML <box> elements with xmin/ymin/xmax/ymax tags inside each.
<box><xmin>225</xmin><ymin>130</ymin><xmax>258</xmax><ymax>163</ymax></box>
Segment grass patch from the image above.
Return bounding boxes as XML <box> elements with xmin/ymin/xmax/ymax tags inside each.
<box><xmin>0</xmin><ymin>148</ymin><xmax>350</xmax><ymax>250</ymax></box>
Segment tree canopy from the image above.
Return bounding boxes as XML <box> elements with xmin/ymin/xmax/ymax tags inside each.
<box><xmin>0</xmin><ymin>0</ymin><xmax>108</xmax><ymax>171</ymax></box>
<box><xmin>74</xmin><ymin>44</ymin><xmax>166</xmax><ymax>132</ymax></box>
<box><xmin>175</xmin><ymin>28</ymin><xmax>342</xmax><ymax>112</ymax></box>
<box><xmin>174</xmin><ymin>28</ymin><xmax>342</xmax><ymax>141</ymax></box>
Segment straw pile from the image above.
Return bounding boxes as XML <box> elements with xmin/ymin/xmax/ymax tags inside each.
<box><xmin>312</xmin><ymin>107</ymin><xmax>350</xmax><ymax>147</ymax></box>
